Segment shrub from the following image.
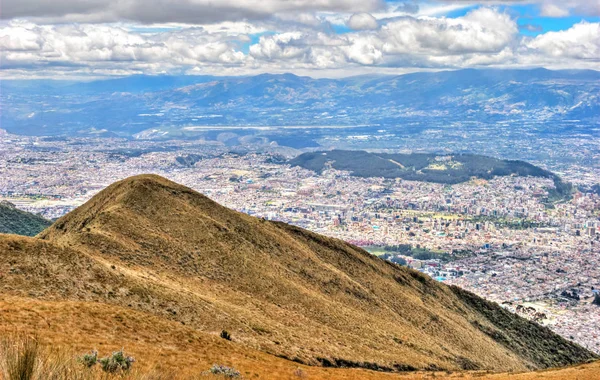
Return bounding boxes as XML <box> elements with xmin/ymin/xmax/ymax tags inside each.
<box><xmin>209</xmin><ymin>364</ymin><xmax>241</xmax><ymax>378</ymax></box>
<box><xmin>220</xmin><ymin>330</ymin><xmax>232</xmax><ymax>341</ymax></box>
<box><xmin>97</xmin><ymin>349</ymin><xmax>135</xmax><ymax>373</ymax></box>
<box><xmin>77</xmin><ymin>350</ymin><xmax>98</xmax><ymax>368</ymax></box>
<box><xmin>76</xmin><ymin>348</ymin><xmax>135</xmax><ymax>373</ymax></box>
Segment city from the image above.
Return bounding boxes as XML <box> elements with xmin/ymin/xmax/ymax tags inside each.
<box><xmin>2</xmin><ymin>128</ymin><xmax>599</xmax><ymax>354</ymax></box>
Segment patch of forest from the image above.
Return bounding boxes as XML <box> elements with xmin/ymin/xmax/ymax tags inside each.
<box><xmin>289</xmin><ymin>150</ymin><xmax>572</xmax><ymax>202</ymax></box>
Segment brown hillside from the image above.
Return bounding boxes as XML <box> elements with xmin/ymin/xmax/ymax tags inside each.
<box><xmin>0</xmin><ymin>296</ymin><xmax>408</xmax><ymax>379</ymax></box>
<box><xmin>1</xmin><ymin>174</ymin><xmax>595</xmax><ymax>374</ymax></box>
<box><xmin>2</xmin><ymin>297</ymin><xmax>598</xmax><ymax>380</ymax></box>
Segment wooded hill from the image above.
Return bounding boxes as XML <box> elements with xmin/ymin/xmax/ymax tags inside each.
<box><xmin>289</xmin><ymin>150</ymin><xmax>572</xmax><ymax>200</ymax></box>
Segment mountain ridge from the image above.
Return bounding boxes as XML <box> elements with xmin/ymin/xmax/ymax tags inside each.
<box><xmin>2</xmin><ymin>68</ymin><xmax>598</xmax><ymax>137</ymax></box>
<box><xmin>3</xmin><ymin>68</ymin><xmax>599</xmax><ymax>90</ymax></box>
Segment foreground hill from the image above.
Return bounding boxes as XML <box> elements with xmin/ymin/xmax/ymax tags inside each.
<box><xmin>0</xmin><ymin>201</ymin><xmax>52</xmax><ymax>236</ymax></box>
<box><xmin>0</xmin><ymin>175</ymin><xmax>595</xmax><ymax>376</ymax></box>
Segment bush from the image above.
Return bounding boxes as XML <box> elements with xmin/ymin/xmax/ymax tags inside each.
<box><xmin>97</xmin><ymin>349</ymin><xmax>135</xmax><ymax>373</ymax></box>
<box><xmin>220</xmin><ymin>330</ymin><xmax>232</xmax><ymax>341</ymax></box>
<box><xmin>77</xmin><ymin>348</ymin><xmax>135</xmax><ymax>373</ymax></box>
<box><xmin>209</xmin><ymin>364</ymin><xmax>241</xmax><ymax>378</ymax></box>
<box><xmin>77</xmin><ymin>350</ymin><xmax>98</xmax><ymax>368</ymax></box>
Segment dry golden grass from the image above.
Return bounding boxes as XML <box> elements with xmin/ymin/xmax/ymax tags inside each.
<box><xmin>0</xmin><ymin>297</ymin><xmax>597</xmax><ymax>379</ymax></box>
<box><xmin>0</xmin><ymin>174</ymin><xmax>596</xmax><ymax>379</ymax></box>
<box><xmin>0</xmin><ymin>296</ymin><xmax>422</xmax><ymax>379</ymax></box>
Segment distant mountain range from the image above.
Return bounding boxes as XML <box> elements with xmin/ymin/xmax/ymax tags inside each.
<box><xmin>0</xmin><ymin>174</ymin><xmax>595</xmax><ymax>377</ymax></box>
<box><xmin>1</xmin><ymin>68</ymin><xmax>598</xmax><ymax>137</ymax></box>
<box><xmin>0</xmin><ymin>201</ymin><xmax>52</xmax><ymax>236</ymax></box>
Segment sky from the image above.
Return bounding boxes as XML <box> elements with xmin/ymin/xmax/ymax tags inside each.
<box><xmin>0</xmin><ymin>0</ymin><xmax>598</xmax><ymax>79</ymax></box>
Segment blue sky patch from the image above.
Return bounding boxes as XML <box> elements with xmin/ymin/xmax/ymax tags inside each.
<box><xmin>240</xmin><ymin>32</ymin><xmax>277</xmax><ymax>53</ymax></box>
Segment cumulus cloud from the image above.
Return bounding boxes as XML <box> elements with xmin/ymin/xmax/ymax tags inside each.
<box><xmin>249</xmin><ymin>8</ymin><xmax>520</xmax><ymax>68</ymax></box>
<box><xmin>343</xmin><ymin>34</ymin><xmax>383</xmax><ymax>65</ymax></box>
<box><xmin>0</xmin><ymin>22</ymin><xmax>249</xmax><ymax>72</ymax></box>
<box><xmin>540</xmin><ymin>0</ymin><xmax>600</xmax><ymax>17</ymax></box>
<box><xmin>249</xmin><ymin>32</ymin><xmax>352</xmax><ymax>68</ymax></box>
<box><xmin>381</xmin><ymin>8</ymin><xmax>518</xmax><ymax>55</ymax></box>
<box><xmin>275</xmin><ymin>12</ymin><xmax>323</xmax><ymax>27</ymax></box>
<box><xmin>1</xmin><ymin>0</ymin><xmax>384</xmax><ymax>24</ymax></box>
<box><xmin>249</xmin><ymin>32</ymin><xmax>307</xmax><ymax>61</ymax></box>
<box><xmin>434</xmin><ymin>0</ymin><xmax>599</xmax><ymax>17</ymax></box>
<box><xmin>347</xmin><ymin>13</ymin><xmax>379</xmax><ymax>30</ymax></box>
<box><xmin>524</xmin><ymin>21</ymin><xmax>600</xmax><ymax>60</ymax></box>
<box><xmin>0</xmin><ymin>7</ymin><xmax>598</xmax><ymax>77</ymax></box>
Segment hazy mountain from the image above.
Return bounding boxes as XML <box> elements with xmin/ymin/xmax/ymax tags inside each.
<box><xmin>0</xmin><ymin>174</ymin><xmax>595</xmax><ymax>377</ymax></box>
<box><xmin>1</xmin><ymin>69</ymin><xmax>598</xmax><ymax>137</ymax></box>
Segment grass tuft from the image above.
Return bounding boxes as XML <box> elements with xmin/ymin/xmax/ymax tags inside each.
<box><xmin>0</xmin><ymin>334</ymin><xmax>39</xmax><ymax>380</ymax></box>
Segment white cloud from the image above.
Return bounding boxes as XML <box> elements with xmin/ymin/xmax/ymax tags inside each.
<box><xmin>343</xmin><ymin>34</ymin><xmax>383</xmax><ymax>64</ymax></box>
<box><xmin>1</xmin><ymin>0</ymin><xmax>384</xmax><ymax>24</ymax></box>
<box><xmin>0</xmin><ymin>7</ymin><xmax>598</xmax><ymax>77</ymax></box>
<box><xmin>249</xmin><ymin>32</ymin><xmax>307</xmax><ymax>61</ymax></box>
<box><xmin>381</xmin><ymin>8</ymin><xmax>518</xmax><ymax>55</ymax></box>
<box><xmin>246</xmin><ymin>8</ymin><xmax>521</xmax><ymax>69</ymax></box>
<box><xmin>540</xmin><ymin>4</ymin><xmax>570</xmax><ymax>17</ymax></box>
<box><xmin>525</xmin><ymin>21</ymin><xmax>600</xmax><ymax>60</ymax></box>
<box><xmin>540</xmin><ymin>0</ymin><xmax>600</xmax><ymax>17</ymax></box>
<box><xmin>275</xmin><ymin>12</ymin><xmax>324</xmax><ymax>27</ymax></box>
<box><xmin>347</xmin><ymin>13</ymin><xmax>379</xmax><ymax>30</ymax></box>
<box><xmin>0</xmin><ymin>22</ymin><xmax>249</xmax><ymax>73</ymax></box>
<box><xmin>432</xmin><ymin>0</ymin><xmax>599</xmax><ymax>17</ymax></box>
<box><xmin>0</xmin><ymin>22</ymin><xmax>41</xmax><ymax>51</ymax></box>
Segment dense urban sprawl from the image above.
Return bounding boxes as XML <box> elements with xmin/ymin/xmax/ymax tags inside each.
<box><xmin>1</xmin><ymin>130</ymin><xmax>599</xmax><ymax>353</ymax></box>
